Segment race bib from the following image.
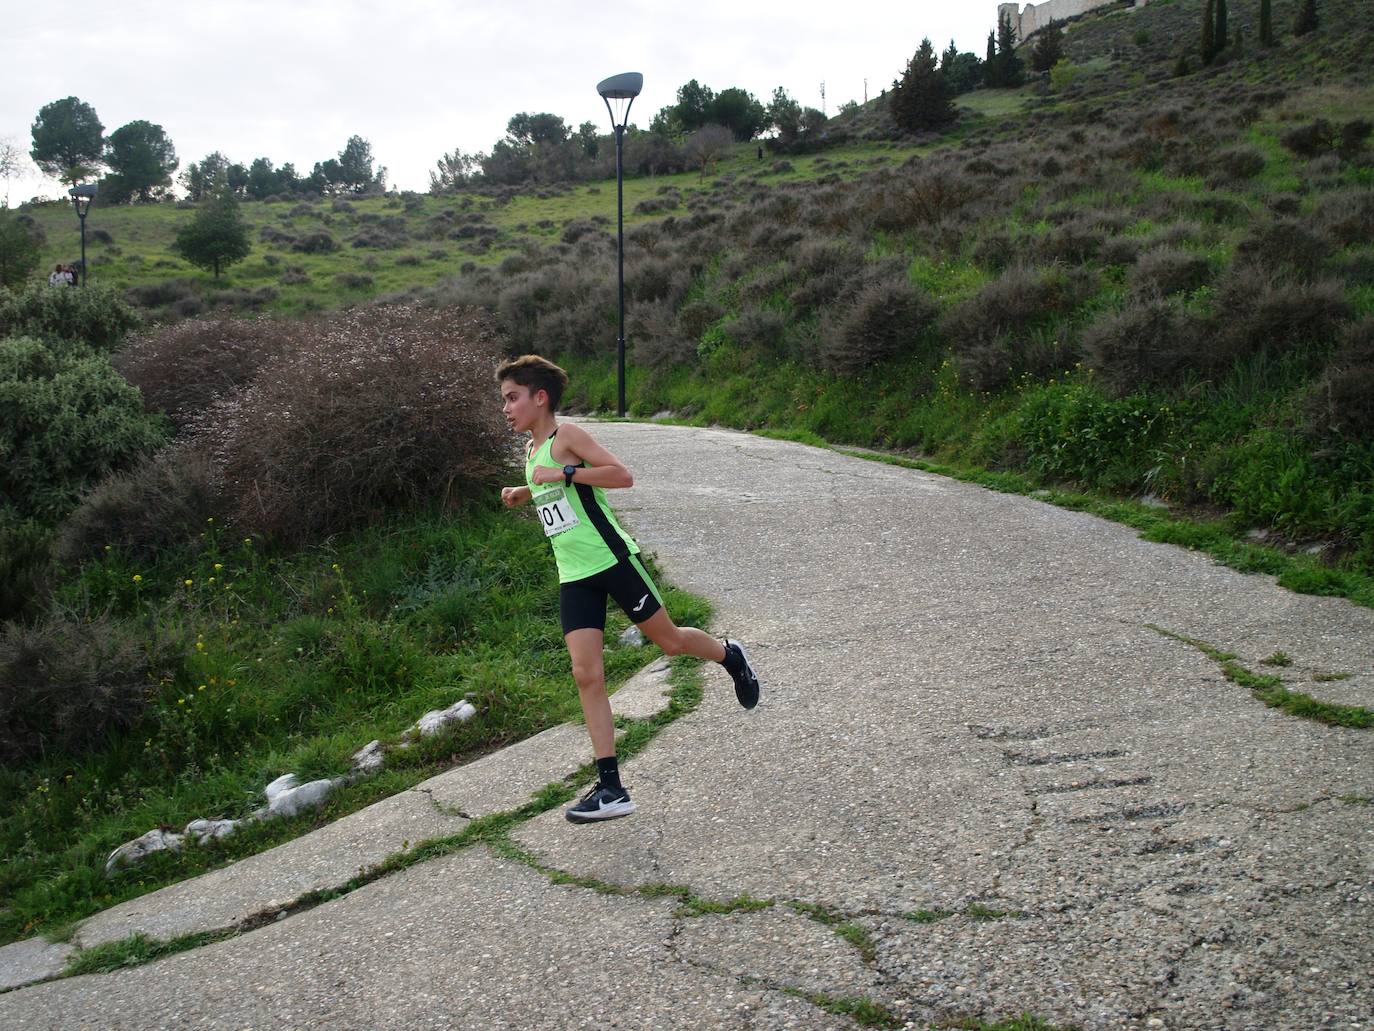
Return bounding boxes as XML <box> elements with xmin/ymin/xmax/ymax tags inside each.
<box><xmin>533</xmin><ymin>488</ymin><xmax>580</xmax><ymax>537</ymax></box>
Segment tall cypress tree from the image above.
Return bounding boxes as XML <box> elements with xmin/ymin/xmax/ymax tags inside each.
<box><xmin>1202</xmin><ymin>0</ymin><xmax>1216</xmax><ymax>62</ymax></box>
<box><xmin>1215</xmin><ymin>0</ymin><xmax>1228</xmax><ymax>50</ymax></box>
<box><xmin>996</xmin><ymin>12</ymin><xmax>1025</xmax><ymax>88</ymax></box>
<box><xmin>1293</xmin><ymin>0</ymin><xmax>1319</xmax><ymax>36</ymax></box>
<box><xmin>1260</xmin><ymin>0</ymin><xmax>1274</xmax><ymax>46</ymax></box>
<box><xmin>985</xmin><ymin>31</ymin><xmax>998</xmax><ymax>84</ymax></box>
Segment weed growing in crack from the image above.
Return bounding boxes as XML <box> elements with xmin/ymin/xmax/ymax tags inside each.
<box><xmin>1260</xmin><ymin>651</ymin><xmax>1293</xmax><ymax>666</ymax></box>
<box><xmin>1313</xmin><ymin>671</ymin><xmax>1354</xmax><ymax>682</ymax></box>
<box><xmin>63</xmin><ymin>930</ymin><xmax>233</xmax><ymax>976</ymax></box>
<box><xmin>1337</xmin><ymin>794</ymin><xmax>1371</xmax><ymax>805</ymax></box>
<box><xmin>1146</xmin><ymin>625</ymin><xmax>1374</xmax><ymax>729</ymax></box>
<box><xmin>777</xmin><ymin>986</ymin><xmax>904</xmax><ymax>1029</ymax></box>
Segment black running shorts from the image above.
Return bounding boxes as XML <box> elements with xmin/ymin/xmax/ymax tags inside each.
<box><xmin>559</xmin><ymin>554</ymin><xmax>664</xmax><ymax>635</ymax></box>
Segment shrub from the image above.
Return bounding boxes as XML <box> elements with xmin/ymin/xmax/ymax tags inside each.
<box><xmin>676</xmin><ymin>298</ymin><xmax>726</xmax><ymax>342</ymax></box>
<box><xmin>1304</xmin><ymin>320</ymin><xmax>1374</xmax><ymax>442</ymax></box>
<box><xmin>1234</xmin><ymin>220</ymin><xmax>1334</xmax><ymax>278</ymax></box>
<box><xmin>0</xmin><ymin>283</ymin><xmax>141</xmax><ymax>351</ymax></box>
<box><xmin>335</xmin><ymin>272</ymin><xmax>374</xmax><ymax>289</ymax></box>
<box><xmin>0</xmin><ymin>609</ymin><xmax>169</xmax><ymax>765</ymax></box>
<box><xmin>191</xmin><ymin>306</ymin><xmax>510</xmax><ymax>542</ymax></box>
<box><xmin>279</xmin><ymin>267</ymin><xmax>309</xmax><ymax>285</ymax></box>
<box><xmin>1082</xmin><ymin>297</ymin><xmax>1200</xmax><ymax>393</ymax></box>
<box><xmin>630</xmin><ymin>302</ymin><xmax>698</xmax><ymax>371</ymax></box>
<box><xmin>55</xmin><ymin>444</ymin><xmax>223</xmax><ymax>565</ymax></box>
<box><xmin>0</xmin><ymin>336</ymin><xmax>169</xmax><ymax>523</ymax></box>
<box><xmin>0</xmin><ymin>518</ymin><xmax>53</xmax><ymax>623</ymax></box>
<box><xmin>818</xmin><ymin>272</ymin><xmax>938</xmax><ymax>375</ymax></box>
<box><xmin>943</xmin><ymin>265</ymin><xmax>1093</xmax><ymax>391</ymax></box>
<box><xmin>1213</xmin><ymin>267</ymin><xmax>1353</xmax><ymax>361</ymax></box>
<box><xmin>258</xmin><ymin>226</ymin><xmax>296</xmax><ymax>246</ymax></box>
<box><xmin>293</xmin><ymin>231</ymin><xmax>338</xmax><ymax>254</ymax></box>
<box><xmin>625</xmin><ymin>254</ymin><xmax>690</xmax><ymax>306</ymax></box>
<box><xmin>1208</xmin><ymin>145</ymin><xmax>1266</xmax><ymax>185</ymax></box>
<box><xmin>1129</xmin><ymin>248</ymin><xmax>1213</xmax><ymax>297</ymax></box>
<box><xmin>561</xmin><ymin>220</ymin><xmax>606</xmax><ymax>245</ymax></box>
<box><xmin>1315</xmin><ymin>190</ymin><xmax>1374</xmax><ymax>247</ymax></box>
<box><xmin>123</xmin><ymin>278</ymin><xmax>200</xmax><ymax>311</ymax></box>
<box><xmin>114</xmin><ymin>317</ymin><xmax>286</xmax><ymax>430</ymax></box>
<box><xmin>723</xmin><ymin>307</ymin><xmax>788</xmax><ymax>354</ymax></box>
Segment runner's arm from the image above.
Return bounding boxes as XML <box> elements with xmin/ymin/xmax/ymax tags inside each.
<box><xmin>501</xmin><ymin>485</ymin><xmax>532</xmax><ymax>507</ymax></box>
<box><xmin>547</xmin><ymin>423</ymin><xmax>634</xmax><ymax>489</ymax></box>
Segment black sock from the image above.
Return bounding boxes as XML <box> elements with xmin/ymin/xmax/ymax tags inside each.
<box><xmin>720</xmin><ymin>639</ymin><xmax>743</xmax><ymax>674</ymax></box>
<box><xmin>595</xmin><ymin>755</ymin><xmax>623</xmax><ymax>792</ymax></box>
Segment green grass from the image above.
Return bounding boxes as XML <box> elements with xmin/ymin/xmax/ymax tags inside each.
<box><xmin>0</xmin><ymin>503</ymin><xmax>706</xmax><ymax>946</ymax></box>
<box><xmin>1147</xmin><ymin>625</ymin><xmax>1374</xmax><ymax>729</ymax></box>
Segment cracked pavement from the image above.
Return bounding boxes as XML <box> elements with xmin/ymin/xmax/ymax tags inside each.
<box><xmin>1</xmin><ymin>424</ymin><xmax>1372</xmax><ymax>1030</ymax></box>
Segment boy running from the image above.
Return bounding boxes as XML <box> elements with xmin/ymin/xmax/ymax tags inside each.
<box><xmin>497</xmin><ymin>355</ymin><xmax>760</xmax><ymax>824</ymax></box>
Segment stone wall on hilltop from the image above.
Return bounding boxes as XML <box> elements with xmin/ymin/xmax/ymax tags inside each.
<box><xmin>998</xmin><ymin>0</ymin><xmax>1151</xmax><ymax>41</ymax></box>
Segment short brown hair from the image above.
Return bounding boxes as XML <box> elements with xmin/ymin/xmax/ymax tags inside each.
<box><xmin>496</xmin><ymin>354</ymin><xmax>569</xmax><ymax>410</ymax></box>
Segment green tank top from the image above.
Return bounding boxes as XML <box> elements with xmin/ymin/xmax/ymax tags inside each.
<box><xmin>526</xmin><ymin>429</ymin><xmax>639</xmax><ymax>583</ymax></box>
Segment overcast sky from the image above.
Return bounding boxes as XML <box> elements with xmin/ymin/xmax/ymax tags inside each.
<box><xmin>2</xmin><ymin>1</ymin><xmax>1004</xmax><ymax>203</ymax></box>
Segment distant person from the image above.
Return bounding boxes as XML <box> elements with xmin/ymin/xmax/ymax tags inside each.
<box><xmin>67</xmin><ymin>264</ymin><xmax>79</xmax><ymax>287</ymax></box>
<box><xmin>49</xmin><ymin>264</ymin><xmax>70</xmax><ymax>287</ymax></box>
<box><xmin>496</xmin><ymin>354</ymin><xmax>761</xmax><ymax>824</ymax></box>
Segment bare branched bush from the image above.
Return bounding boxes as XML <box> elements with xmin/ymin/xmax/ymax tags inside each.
<box><xmin>1315</xmin><ymin>189</ymin><xmax>1374</xmax><ymax>246</ymax></box>
<box><xmin>1213</xmin><ymin>266</ymin><xmax>1354</xmax><ymax>362</ymax></box>
<box><xmin>56</xmin><ymin>444</ymin><xmax>223</xmax><ymax>564</ymax></box>
<box><xmin>1129</xmin><ymin>247</ymin><xmax>1213</xmax><ymax>297</ymax></box>
<box><xmin>818</xmin><ymin>270</ymin><xmax>938</xmax><ymax>375</ymax></box>
<box><xmin>0</xmin><ymin>608</ymin><xmax>174</xmax><ymax>765</ymax></box>
<box><xmin>191</xmin><ymin>306</ymin><xmax>510</xmax><ymax>542</ymax></box>
<box><xmin>943</xmin><ymin>265</ymin><xmax>1092</xmax><ymax>391</ymax></box>
<box><xmin>1234</xmin><ymin>220</ymin><xmax>1334</xmax><ymax>278</ymax></box>
<box><xmin>1082</xmin><ymin>298</ymin><xmax>1200</xmax><ymax>394</ymax></box>
<box><xmin>115</xmin><ymin>317</ymin><xmax>287</xmax><ymax>430</ymax></box>
<box><xmin>1304</xmin><ymin>320</ymin><xmax>1374</xmax><ymax>442</ymax></box>
<box><xmin>293</xmin><ymin>231</ymin><xmax>338</xmax><ymax>254</ymax></box>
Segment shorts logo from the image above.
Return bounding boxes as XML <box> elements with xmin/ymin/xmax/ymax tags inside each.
<box><xmin>632</xmin><ymin>594</ymin><xmax>649</xmax><ymax>613</ymax></box>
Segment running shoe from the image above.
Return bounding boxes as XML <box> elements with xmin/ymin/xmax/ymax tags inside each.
<box><xmin>565</xmin><ymin>782</ymin><xmax>636</xmax><ymax>824</ymax></box>
<box><xmin>723</xmin><ymin>639</ymin><xmax>761</xmax><ymax>710</ymax></box>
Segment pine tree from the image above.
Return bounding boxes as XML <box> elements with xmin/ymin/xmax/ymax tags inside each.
<box><xmin>1260</xmin><ymin>0</ymin><xmax>1274</xmax><ymax>46</ymax></box>
<box><xmin>891</xmin><ymin>38</ymin><xmax>956</xmax><ymax>133</ymax></box>
<box><xmin>173</xmin><ymin>188</ymin><xmax>251</xmax><ymax>278</ymax></box>
<box><xmin>1293</xmin><ymin>0</ymin><xmax>1319</xmax><ymax>36</ymax></box>
<box><xmin>1215</xmin><ymin>0</ymin><xmax>1228</xmax><ymax>52</ymax></box>
<box><xmin>985</xmin><ymin>31</ymin><xmax>998</xmax><ymax>84</ymax></box>
<box><xmin>1202</xmin><ymin>0</ymin><xmax>1216</xmax><ymax>62</ymax></box>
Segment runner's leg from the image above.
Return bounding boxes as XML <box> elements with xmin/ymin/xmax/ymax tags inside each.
<box><xmin>565</xmin><ymin>627</ymin><xmax>615</xmax><ymax>758</ymax></box>
<box><xmin>636</xmin><ymin>608</ymin><xmax>727</xmax><ymax>663</ymax></box>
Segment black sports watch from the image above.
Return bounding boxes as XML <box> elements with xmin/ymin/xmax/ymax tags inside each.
<box><xmin>563</xmin><ymin>464</ymin><xmax>577</xmax><ymax>486</ymax></box>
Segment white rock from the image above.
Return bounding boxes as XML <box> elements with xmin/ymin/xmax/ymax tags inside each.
<box><xmin>618</xmin><ymin>625</ymin><xmax>645</xmax><ymax>647</ymax></box>
<box><xmin>351</xmin><ymin>740</ymin><xmax>385</xmax><ymax>776</ymax></box>
<box><xmin>414</xmin><ymin>700</ymin><xmax>477</xmax><ymax>737</ymax></box>
<box><xmin>184</xmin><ymin>818</ymin><xmax>238</xmax><ymax>845</ymax></box>
<box><xmin>104</xmin><ymin>829</ymin><xmax>184</xmax><ymax>876</ymax></box>
<box><xmin>267</xmin><ymin>777</ymin><xmax>340</xmax><ymax>818</ymax></box>
<box><xmin>263</xmin><ymin>773</ymin><xmax>300</xmax><ymax>804</ymax></box>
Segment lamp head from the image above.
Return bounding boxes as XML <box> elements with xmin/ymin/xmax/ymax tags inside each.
<box><xmin>69</xmin><ymin>183</ymin><xmax>97</xmax><ymax>216</ymax></box>
<box><xmin>596</xmin><ymin>72</ymin><xmax>643</xmax><ymax>100</ymax></box>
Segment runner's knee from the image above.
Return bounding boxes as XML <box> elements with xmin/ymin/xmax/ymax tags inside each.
<box><xmin>571</xmin><ymin>658</ymin><xmax>604</xmax><ymax>690</ymax></box>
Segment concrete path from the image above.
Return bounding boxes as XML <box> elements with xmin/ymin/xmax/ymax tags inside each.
<box><xmin>2</xmin><ymin>424</ymin><xmax>1371</xmax><ymax>1030</ymax></box>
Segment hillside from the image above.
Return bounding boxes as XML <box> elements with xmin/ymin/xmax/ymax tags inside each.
<box><xmin>10</xmin><ymin>0</ymin><xmax>1374</xmax><ymax>575</ymax></box>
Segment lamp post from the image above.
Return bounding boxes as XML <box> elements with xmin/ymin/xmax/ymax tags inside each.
<box><xmin>69</xmin><ymin>183</ymin><xmax>97</xmax><ymax>287</ymax></box>
<box><xmin>597</xmin><ymin>72</ymin><xmax>643</xmax><ymax>418</ymax></box>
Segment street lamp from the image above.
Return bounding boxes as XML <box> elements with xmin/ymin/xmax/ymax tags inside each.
<box><xmin>597</xmin><ymin>71</ymin><xmax>643</xmax><ymax>418</ymax></box>
<box><xmin>69</xmin><ymin>183</ymin><xmax>97</xmax><ymax>287</ymax></box>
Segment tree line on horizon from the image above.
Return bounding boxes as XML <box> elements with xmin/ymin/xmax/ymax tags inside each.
<box><xmin>17</xmin><ymin>96</ymin><xmax>387</xmax><ymax>206</ymax></box>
